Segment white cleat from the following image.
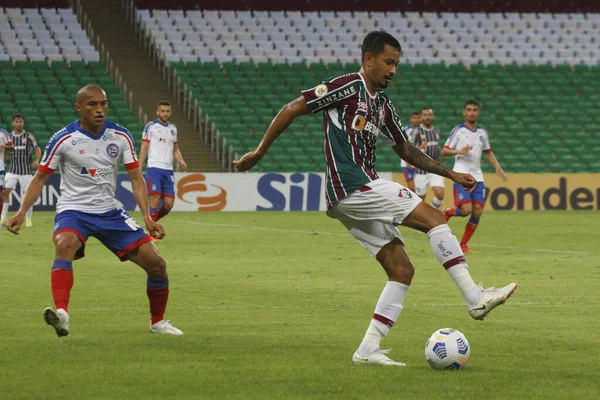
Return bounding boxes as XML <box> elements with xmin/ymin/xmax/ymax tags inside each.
<box><xmin>26</xmin><ymin>219</ymin><xmax>33</xmax><ymax>228</ymax></box>
<box><xmin>352</xmin><ymin>348</ymin><xmax>406</xmax><ymax>366</ymax></box>
<box><xmin>469</xmin><ymin>283</ymin><xmax>518</xmax><ymax>320</ymax></box>
<box><xmin>0</xmin><ymin>217</ymin><xmax>6</xmax><ymax>226</ymax></box>
<box><xmin>149</xmin><ymin>320</ymin><xmax>183</xmax><ymax>335</ymax></box>
<box><xmin>44</xmin><ymin>307</ymin><xmax>69</xmax><ymax>337</ymax></box>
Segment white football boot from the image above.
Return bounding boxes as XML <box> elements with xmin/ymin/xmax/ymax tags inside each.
<box><xmin>149</xmin><ymin>320</ymin><xmax>183</xmax><ymax>335</ymax></box>
<box><xmin>469</xmin><ymin>283</ymin><xmax>517</xmax><ymax>320</ymax></box>
<box><xmin>352</xmin><ymin>348</ymin><xmax>406</xmax><ymax>366</ymax></box>
<box><xmin>44</xmin><ymin>307</ymin><xmax>69</xmax><ymax>337</ymax></box>
<box><xmin>26</xmin><ymin>219</ymin><xmax>33</xmax><ymax>228</ymax></box>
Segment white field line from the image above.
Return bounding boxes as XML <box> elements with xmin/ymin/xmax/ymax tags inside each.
<box><xmin>15</xmin><ymin>301</ymin><xmax>597</xmax><ymax>314</ymax></box>
<box><xmin>170</xmin><ymin>219</ymin><xmax>595</xmax><ymax>255</ymax></box>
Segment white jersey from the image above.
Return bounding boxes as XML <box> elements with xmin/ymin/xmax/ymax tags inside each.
<box><xmin>39</xmin><ymin>120</ymin><xmax>139</xmax><ymax>214</ymax></box>
<box><xmin>0</xmin><ymin>128</ymin><xmax>9</xmax><ymax>171</ymax></box>
<box><xmin>444</xmin><ymin>124</ymin><xmax>491</xmax><ymax>182</ymax></box>
<box><xmin>142</xmin><ymin>119</ymin><xmax>177</xmax><ymax>170</ymax></box>
<box><xmin>400</xmin><ymin>125</ymin><xmax>413</xmax><ymax>168</ymax></box>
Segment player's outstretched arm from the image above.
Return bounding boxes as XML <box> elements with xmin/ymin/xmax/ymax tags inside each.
<box><xmin>394</xmin><ymin>141</ymin><xmax>476</xmax><ymax>190</ymax></box>
<box><xmin>127</xmin><ymin>167</ymin><xmax>165</xmax><ymax>239</ymax></box>
<box><xmin>233</xmin><ymin>96</ymin><xmax>310</xmax><ymax>172</ymax></box>
<box><xmin>484</xmin><ymin>150</ymin><xmax>508</xmax><ymax>181</ymax></box>
<box><xmin>7</xmin><ymin>170</ymin><xmax>49</xmax><ymax>234</ymax></box>
<box><xmin>138</xmin><ymin>141</ymin><xmax>149</xmax><ymax>171</ymax></box>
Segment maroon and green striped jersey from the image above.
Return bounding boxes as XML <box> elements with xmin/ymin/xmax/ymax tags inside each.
<box><xmin>301</xmin><ymin>73</ymin><xmax>408</xmax><ymax>208</ymax></box>
<box><xmin>7</xmin><ymin>131</ymin><xmax>38</xmax><ymax>175</ymax></box>
<box><xmin>409</xmin><ymin>125</ymin><xmax>442</xmax><ymax>175</ymax></box>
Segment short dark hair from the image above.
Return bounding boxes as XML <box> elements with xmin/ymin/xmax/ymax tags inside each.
<box><xmin>12</xmin><ymin>113</ymin><xmax>24</xmax><ymax>121</ymax></box>
<box><xmin>464</xmin><ymin>100</ymin><xmax>480</xmax><ymax>108</ymax></box>
<box><xmin>361</xmin><ymin>31</ymin><xmax>402</xmax><ymax>64</ymax></box>
<box><xmin>411</xmin><ymin>111</ymin><xmax>420</xmax><ymax>116</ymax></box>
<box><xmin>157</xmin><ymin>100</ymin><xmax>171</xmax><ymax>107</ymax></box>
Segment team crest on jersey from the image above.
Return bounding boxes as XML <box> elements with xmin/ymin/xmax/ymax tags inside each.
<box><xmin>479</xmin><ymin>136</ymin><xmax>485</xmax><ymax>143</ymax></box>
<box><xmin>170</xmin><ymin>130</ymin><xmax>176</xmax><ymax>136</ymax></box>
<box><xmin>314</xmin><ymin>84</ymin><xmax>328</xmax><ymax>98</ymax></box>
<box><xmin>106</xmin><ymin>143</ymin><xmax>119</xmax><ymax>158</ymax></box>
<box><xmin>357</xmin><ymin>102</ymin><xmax>368</xmax><ymax>112</ymax></box>
<box><xmin>398</xmin><ymin>188</ymin><xmax>412</xmax><ymax>198</ymax></box>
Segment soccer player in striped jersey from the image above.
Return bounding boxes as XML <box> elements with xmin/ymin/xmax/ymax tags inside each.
<box><xmin>6</xmin><ymin>85</ymin><xmax>182</xmax><ymax>337</ymax></box>
<box><xmin>0</xmin><ymin>128</ymin><xmax>14</xmax><ymax>220</ymax></box>
<box><xmin>400</xmin><ymin>111</ymin><xmax>420</xmax><ymax>192</ymax></box>
<box><xmin>234</xmin><ymin>31</ymin><xmax>517</xmax><ymax>366</ymax></box>
<box><xmin>0</xmin><ymin>114</ymin><xmax>40</xmax><ymax>227</ymax></box>
<box><xmin>442</xmin><ymin>100</ymin><xmax>507</xmax><ymax>253</ymax></box>
<box><xmin>138</xmin><ymin>100</ymin><xmax>186</xmax><ymax>223</ymax></box>
<box><xmin>409</xmin><ymin>108</ymin><xmax>445</xmax><ymax>208</ymax></box>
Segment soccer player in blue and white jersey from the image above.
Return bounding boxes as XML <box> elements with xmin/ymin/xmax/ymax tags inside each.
<box><xmin>0</xmin><ymin>127</ymin><xmax>13</xmax><ymax>220</ymax></box>
<box><xmin>138</xmin><ymin>100</ymin><xmax>187</xmax><ymax>222</ymax></box>
<box><xmin>442</xmin><ymin>100</ymin><xmax>507</xmax><ymax>253</ymax></box>
<box><xmin>0</xmin><ymin>114</ymin><xmax>40</xmax><ymax>227</ymax></box>
<box><xmin>235</xmin><ymin>31</ymin><xmax>516</xmax><ymax>366</ymax></box>
<box><xmin>7</xmin><ymin>85</ymin><xmax>183</xmax><ymax>337</ymax></box>
<box><xmin>400</xmin><ymin>111</ymin><xmax>420</xmax><ymax>192</ymax></box>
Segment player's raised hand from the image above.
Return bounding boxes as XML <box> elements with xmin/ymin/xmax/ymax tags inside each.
<box><xmin>145</xmin><ymin>219</ymin><xmax>166</xmax><ymax>240</ymax></box>
<box><xmin>6</xmin><ymin>213</ymin><xmax>24</xmax><ymax>235</ymax></box>
<box><xmin>451</xmin><ymin>172</ymin><xmax>477</xmax><ymax>191</ymax></box>
<box><xmin>233</xmin><ymin>151</ymin><xmax>263</xmax><ymax>172</ymax></box>
<box><xmin>458</xmin><ymin>146</ymin><xmax>470</xmax><ymax>155</ymax></box>
<box><xmin>496</xmin><ymin>166</ymin><xmax>508</xmax><ymax>182</ymax></box>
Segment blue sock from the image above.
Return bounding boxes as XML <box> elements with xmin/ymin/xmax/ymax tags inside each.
<box><xmin>51</xmin><ymin>259</ymin><xmax>73</xmax><ymax>271</ymax></box>
<box><xmin>147</xmin><ymin>275</ymin><xmax>169</xmax><ymax>290</ymax></box>
<box><xmin>454</xmin><ymin>207</ymin><xmax>462</xmax><ymax>217</ymax></box>
<box><xmin>469</xmin><ymin>216</ymin><xmax>480</xmax><ymax>225</ymax></box>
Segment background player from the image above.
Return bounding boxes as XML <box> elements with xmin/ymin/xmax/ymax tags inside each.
<box><xmin>0</xmin><ymin>128</ymin><xmax>13</xmax><ymax>219</ymax></box>
<box><xmin>138</xmin><ymin>100</ymin><xmax>187</xmax><ymax>222</ymax></box>
<box><xmin>1</xmin><ymin>114</ymin><xmax>40</xmax><ymax>227</ymax></box>
<box><xmin>234</xmin><ymin>31</ymin><xmax>516</xmax><ymax>367</ymax></box>
<box><xmin>409</xmin><ymin>108</ymin><xmax>445</xmax><ymax>208</ymax></box>
<box><xmin>442</xmin><ymin>100</ymin><xmax>507</xmax><ymax>253</ymax></box>
<box><xmin>400</xmin><ymin>111</ymin><xmax>420</xmax><ymax>192</ymax></box>
<box><xmin>7</xmin><ymin>85</ymin><xmax>182</xmax><ymax>337</ymax></box>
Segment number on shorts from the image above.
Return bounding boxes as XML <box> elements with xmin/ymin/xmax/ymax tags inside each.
<box><xmin>120</xmin><ymin>208</ymin><xmax>141</xmax><ymax>231</ymax></box>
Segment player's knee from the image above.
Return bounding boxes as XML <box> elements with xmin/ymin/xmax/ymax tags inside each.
<box><xmin>460</xmin><ymin>204</ymin><xmax>472</xmax><ymax>215</ymax></box>
<box><xmin>429</xmin><ymin>208</ymin><xmax>446</xmax><ymax>227</ymax></box>
<box><xmin>54</xmin><ymin>234</ymin><xmax>81</xmax><ymax>254</ymax></box>
<box><xmin>147</xmin><ymin>256</ymin><xmax>167</xmax><ymax>280</ymax></box>
<box><xmin>163</xmin><ymin>201</ymin><xmax>174</xmax><ymax>211</ymax></box>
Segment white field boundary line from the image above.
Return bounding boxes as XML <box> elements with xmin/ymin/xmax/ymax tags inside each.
<box><xmin>170</xmin><ymin>219</ymin><xmax>595</xmax><ymax>256</ymax></box>
<box><xmin>15</xmin><ymin>301</ymin><xmax>598</xmax><ymax>314</ymax></box>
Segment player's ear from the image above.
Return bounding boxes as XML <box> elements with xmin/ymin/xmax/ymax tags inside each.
<box><xmin>74</xmin><ymin>103</ymin><xmax>81</xmax><ymax>112</ymax></box>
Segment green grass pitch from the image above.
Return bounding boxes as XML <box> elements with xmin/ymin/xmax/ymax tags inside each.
<box><xmin>1</xmin><ymin>211</ymin><xmax>599</xmax><ymax>399</ymax></box>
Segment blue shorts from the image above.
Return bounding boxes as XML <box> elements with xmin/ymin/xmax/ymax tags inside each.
<box><xmin>0</xmin><ymin>170</ymin><xmax>4</xmax><ymax>189</ymax></box>
<box><xmin>402</xmin><ymin>167</ymin><xmax>415</xmax><ymax>182</ymax></box>
<box><xmin>146</xmin><ymin>167</ymin><xmax>175</xmax><ymax>198</ymax></box>
<box><xmin>53</xmin><ymin>209</ymin><xmax>152</xmax><ymax>261</ymax></box>
<box><xmin>454</xmin><ymin>182</ymin><xmax>486</xmax><ymax>206</ymax></box>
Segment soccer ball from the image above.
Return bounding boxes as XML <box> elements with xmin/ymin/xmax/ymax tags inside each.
<box><xmin>425</xmin><ymin>328</ymin><xmax>471</xmax><ymax>370</ymax></box>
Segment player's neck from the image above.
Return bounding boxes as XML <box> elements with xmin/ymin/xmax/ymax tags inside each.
<box><xmin>422</xmin><ymin>123</ymin><xmax>433</xmax><ymax>129</ymax></box>
<box><xmin>13</xmin><ymin>129</ymin><xmax>24</xmax><ymax>135</ymax></box>
<box><xmin>80</xmin><ymin>120</ymin><xmax>104</xmax><ymax>136</ymax></box>
<box><xmin>464</xmin><ymin>121</ymin><xmax>477</xmax><ymax>131</ymax></box>
<box><xmin>157</xmin><ymin>119</ymin><xmax>169</xmax><ymax>126</ymax></box>
<box><xmin>358</xmin><ymin>71</ymin><xmax>377</xmax><ymax>97</ymax></box>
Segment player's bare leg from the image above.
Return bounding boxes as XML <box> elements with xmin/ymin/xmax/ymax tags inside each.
<box><xmin>126</xmin><ymin>242</ymin><xmax>182</xmax><ymax>335</ymax></box>
<box><xmin>459</xmin><ymin>203</ymin><xmax>483</xmax><ymax>253</ymax></box>
<box><xmin>155</xmin><ymin>196</ymin><xmax>174</xmax><ymax>222</ymax></box>
<box><xmin>353</xmin><ymin>238</ymin><xmax>410</xmax><ymax>367</ymax></box>
<box><xmin>402</xmin><ymin>202</ymin><xmax>516</xmax><ymax>320</ymax></box>
<box><xmin>431</xmin><ymin>186</ymin><xmax>444</xmax><ymax>209</ymax></box>
<box><xmin>44</xmin><ymin>232</ymin><xmax>81</xmax><ymax>337</ymax></box>
<box><xmin>0</xmin><ymin>188</ymin><xmax>11</xmax><ymax>224</ymax></box>
<box><xmin>149</xmin><ymin>194</ymin><xmax>161</xmax><ymax>222</ymax></box>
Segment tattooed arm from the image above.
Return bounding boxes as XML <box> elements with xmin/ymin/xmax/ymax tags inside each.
<box><xmin>393</xmin><ymin>141</ymin><xmax>476</xmax><ymax>189</ymax></box>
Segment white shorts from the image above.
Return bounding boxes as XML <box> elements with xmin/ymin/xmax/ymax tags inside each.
<box><xmin>414</xmin><ymin>173</ymin><xmax>445</xmax><ymax>196</ymax></box>
<box><xmin>5</xmin><ymin>173</ymin><xmax>32</xmax><ymax>191</ymax></box>
<box><xmin>327</xmin><ymin>179</ymin><xmax>422</xmax><ymax>257</ymax></box>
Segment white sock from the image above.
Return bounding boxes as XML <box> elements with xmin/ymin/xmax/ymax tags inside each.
<box><xmin>427</xmin><ymin>224</ymin><xmax>480</xmax><ymax>307</ymax></box>
<box><xmin>0</xmin><ymin>202</ymin><xmax>7</xmax><ymax>220</ymax></box>
<box><xmin>432</xmin><ymin>197</ymin><xmax>443</xmax><ymax>209</ymax></box>
<box><xmin>26</xmin><ymin>206</ymin><xmax>32</xmax><ymax>221</ymax></box>
<box><xmin>358</xmin><ymin>281</ymin><xmax>409</xmax><ymax>356</ymax></box>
